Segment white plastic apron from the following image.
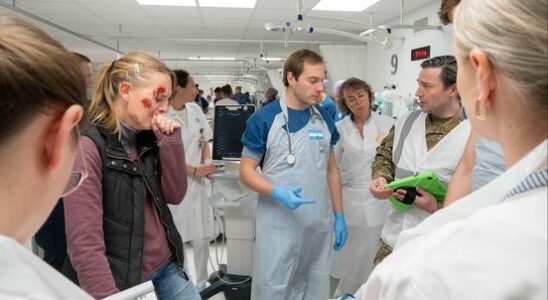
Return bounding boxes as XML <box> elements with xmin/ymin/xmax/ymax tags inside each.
<box><xmin>251</xmin><ymin>99</ymin><xmax>331</xmax><ymax>300</ymax></box>
<box><xmin>382</xmin><ymin>112</ymin><xmax>471</xmax><ymax>247</ymax></box>
<box><xmin>330</xmin><ymin>114</ymin><xmax>394</xmax><ymax>295</ymax></box>
<box><xmin>166</xmin><ymin>104</ymin><xmax>214</xmax><ymax>242</ymax></box>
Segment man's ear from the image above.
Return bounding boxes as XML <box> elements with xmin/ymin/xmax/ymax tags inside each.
<box><xmin>43</xmin><ymin>105</ymin><xmax>84</xmax><ymax>171</ymax></box>
<box><xmin>469</xmin><ymin>49</ymin><xmax>496</xmax><ymax>105</ymax></box>
<box><xmin>287</xmin><ymin>71</ymin><xmax>296</xmax><ymax>87</ymax></box>
<box><xmin>448</xmin><ymin>83</ymin><xmax>459</xmax><ymax>100</ymax></box>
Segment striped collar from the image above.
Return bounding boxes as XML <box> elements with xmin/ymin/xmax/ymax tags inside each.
<box><xmin>502</xmin><ymin>168</ymin><xmax>548</xmax><ymax>201</ymax></box>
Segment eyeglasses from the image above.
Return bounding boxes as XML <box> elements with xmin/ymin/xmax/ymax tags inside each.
<box><xmin>60</xmin><ymin>129</ymin><xmax>88</xmax><ymax>197</ymax></box>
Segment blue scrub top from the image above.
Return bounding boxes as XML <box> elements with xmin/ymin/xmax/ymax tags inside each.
<box><xmin>318</xmin><ymin>95</ymin><xmax>341</xmax><ymax>123</ymax></box>
<box><xmin>241</xmin><ymin>99</ymin><xmax>340</xmax><ymax>160</ymax></box>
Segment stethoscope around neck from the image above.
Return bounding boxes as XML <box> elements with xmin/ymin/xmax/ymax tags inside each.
<box><xmin>281</xmin><ymin>101</ymin><xmax>324</xmax><ymax>166</ymax></box>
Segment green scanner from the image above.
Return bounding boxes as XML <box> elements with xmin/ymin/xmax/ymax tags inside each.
<box><xmin>385</xmin><ymin>171</ymin><xmax>447</xmax><ymax>211</ymax></box>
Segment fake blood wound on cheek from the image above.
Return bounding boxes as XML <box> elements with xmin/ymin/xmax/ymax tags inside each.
<box><xmin>141</xmin><ymin>98</ymin><xmax>152</xmax><ymax>109</ymax></box>
<box><xmin>153</xmin><ymin>86</ymin><xmax>167</xmax><ymax>100</ymax></box>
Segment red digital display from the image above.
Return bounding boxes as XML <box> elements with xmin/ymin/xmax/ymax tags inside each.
<box><xmin>411</xmin><ymin>46</ymin><xmax>431</xmax><ymax>61</ymax></box>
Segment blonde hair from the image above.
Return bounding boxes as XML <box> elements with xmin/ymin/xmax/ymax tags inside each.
<box><xmin>89</xmin><ymin>51</ymin><xmax>174</xmax><ymax>135</ymax></box>
<box><xmin>454</xmin><ymin>0</ymin><xmax>547</xmax><ymax>116</ymax></box>
<box><xmin>0</xmin><ymin>16</ymin><xmax>86</xmax><ymax>146</ymax></box>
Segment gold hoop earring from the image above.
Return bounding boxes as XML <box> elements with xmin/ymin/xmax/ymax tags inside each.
<box><xmin>475</xmin><ymin>98</ymin><xmax>488</xmax><ymax>121</ymax></box>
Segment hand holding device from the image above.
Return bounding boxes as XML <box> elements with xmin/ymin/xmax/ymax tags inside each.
<box><xmin>385</xmin><ymin>171</ymin><xmax>446</xmax><ymax>211</ymax></box>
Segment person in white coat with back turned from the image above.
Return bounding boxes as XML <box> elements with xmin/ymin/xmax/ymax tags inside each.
<box><xmin>167</xmin><ymin>69</ymin><xmax>217</xmax><ymax>290</ymax></box>
<box><xmin>356</xmin><ymin>0</ymin><xmax>547</xmax><ymax>298</ymax></box>
<box><xmin>0</xmin><ymin>16</ymin><xmax>92</xmax><ymax>299</ymax></box>
<box><xmin>330</xmin><ymin>78</ymin><xmax>395</xmax><ymax>296</ymax></box>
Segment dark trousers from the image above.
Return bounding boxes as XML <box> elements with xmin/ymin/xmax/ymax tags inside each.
<box><xmin>35</xmin><ymin>199</ymin><xmax>67</xmax><ymax>271</ymax></box>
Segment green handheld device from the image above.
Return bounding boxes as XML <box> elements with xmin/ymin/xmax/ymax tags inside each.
<box><xmin>385</xmin><ymin>171</ymin><xmax>447</xmax><ymax>211</ymax></box>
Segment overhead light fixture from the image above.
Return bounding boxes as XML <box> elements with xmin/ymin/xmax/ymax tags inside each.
<box><xmin>199</xmin><ymin>0</ymin><xmax>257</xmax><ymax>8</ymax></box>
<box><xmin>260</xmin><ymin>57</ymin><xmax>284</xmax><ymax>62</ymax></box>
<box><xmin>312</xmin><ymin>0</ymin><xmax>381</xmax><ymax>12</ymax></box>
<box><xmin>136</xmin><ymin>0</ymin><xmax>196</xmax><ymax>6</ymax></box>
<box><xmin>188</xmin><ymin>56</ymin><xmax>236</xmax><ymax>61</ymax></box>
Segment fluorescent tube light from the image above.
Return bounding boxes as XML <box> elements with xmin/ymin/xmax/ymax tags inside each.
<box><xmin>260</xmin><ymin>57</ymin><xmax>284</xmax><ymax>62</ymax></box>
<box><xmin>312</xmin><ymin>0</ymin><xmax>381</xmax><ymax>12</ymax></box>
<box><xmin>199</xmin><ymin>0</ymin><xmax>257</xmax><ymax>8</ymax></box>
<box><xmin>136</xmin><ymin>0</ymin><xmax>196</xmax><ymax>6</ymax></box>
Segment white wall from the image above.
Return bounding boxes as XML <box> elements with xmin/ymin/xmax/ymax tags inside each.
<box><xmin>365</xmin><ymin>1</ymin><xmax>454</xmax><ymax>102</ymax></box>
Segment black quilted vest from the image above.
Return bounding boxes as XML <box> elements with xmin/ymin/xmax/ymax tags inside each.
<box><xmin>78</xmin><ymin>125</ymin><xmax>186</xmax><ymax>290</ymax></box>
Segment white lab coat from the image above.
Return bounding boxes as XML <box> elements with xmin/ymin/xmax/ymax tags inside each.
<box><xmin>382</xmin><ymin>112</ymin><xmax>470</xmax><ymax>247</ymax></box>
<box><xmin>330</xmin><ymin>113</ymin><xmax>394</xmax><ymax>295</ymax></box>
<box><xmin>0</xmin><ymin>235</ymin><xmax>93</xmax><ymax>300</ymax></box>
<box><xmin>166</xmin><ymin>103</ymin><xmax>214</xmax><ymax>242</ymax></box>
<box><xmin>356</xmin><ymin>140</ymin><xmax>547</xmax><ymax>300</ymax></box>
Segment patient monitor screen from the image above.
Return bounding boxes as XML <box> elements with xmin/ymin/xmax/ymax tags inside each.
<box><xmin>212</xmin><ymin>105</ymin><xmax>255</xmax><ymax>160</ymax></box>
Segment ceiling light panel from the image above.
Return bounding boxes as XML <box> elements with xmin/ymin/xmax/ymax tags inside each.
<box><xmin>312</xmin><ymin>0</ymin><xmax>381</xmax><ymax>12</ymax></box>
<box><xmin>199</xmin><ymin>0</ymin><xmax>257</xmax><ymax>8</ymax></box>
<box><xmin>136</xmin><ymin>0</ymin><xmax>196</xmax><ymax>6</ymax></box>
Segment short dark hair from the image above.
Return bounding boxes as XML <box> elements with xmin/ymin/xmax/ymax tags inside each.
<box><xmin>221</xmin><ymin>84</ymin><xmax>233</xmax><ymax>97</ymax></box>
<box><xmin>173</xmin><ymin>69</ymin><xmax>191</xmax><ymax>88</ymax></box>
<box><xmin>214</xmin><ymin>87</ymin><xmax>221</xmax><ymax>93</ymax></box>
<box><xmin>420</xmin><ymin>55</ymin><xmax>457</xmax><ymax>89</ymax></box>
<box><xmin>438</xmin><ymin>0</ymin><xmax>460</xmax><ymax>25</ymax></box>
<box><xmin>338</xmin><ymin>78</ymin><xmax>374</xmax><ymax>114</ymax></box>
<box><xmin>265</xmin><ymin>87</ymin><xmax>278</xmax><ymax>100</ymax></box>
<box><xmin>73</xmin><ymin>52</ymin><xmax>91</xmax><ymax>63</ymax></box>
<box><xmin>283</xmin><ymin>48</ymin><xmax>324</xmax><ymax>87</ymax></box>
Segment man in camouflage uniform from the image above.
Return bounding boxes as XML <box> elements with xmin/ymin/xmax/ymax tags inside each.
<box><xmin>369</xmin><ymin>56</ymin><xmax>470</xmax><ymax>265</ymax></box>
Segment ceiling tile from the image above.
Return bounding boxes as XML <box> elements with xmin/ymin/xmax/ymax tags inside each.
<box><xmin>143</xmin><ymin>6</ymin><xmax>200</xmax><ymax>18</ymax></box>
<box><xmin>199</xmin><ymin>7</ymin><xmax>253</xmax><ymax>19</ymax></box>
<box><xmin>16</xmin><ymin>1</ymin><xmax>91</xmax><ymax>15</ymax></box>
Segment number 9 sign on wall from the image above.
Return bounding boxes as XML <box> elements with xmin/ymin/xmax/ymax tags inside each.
<box><xmin>390</xmin><ymin>54</ymin><xmax>398</xmax><ymax>75</ymax></box>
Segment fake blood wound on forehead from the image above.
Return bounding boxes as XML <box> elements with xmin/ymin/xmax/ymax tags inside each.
<box><xmin>141</xmin><ymin>98</ymin><xmax>152</xmax><ymax>109</ymax></box>
<box><xmin>153</xmin><ymin>86</ymin><xmax>167</xmax><ymax>99</ymax></box>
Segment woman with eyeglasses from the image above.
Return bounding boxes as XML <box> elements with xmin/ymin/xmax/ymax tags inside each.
<box><xmin>329</xmin><ymin>78</ymin><xmax>395</xmax><ymax>296</ymax></box>
<box><xmin>0</xmin><ymin>16</ymin><xmax>92</xmax><ymax>298</ymax></box>
<box><xmin>356</xmin><ymin>0</ymin><xmax>547</xmax><ymax>298</ymax></box>
<box><xmin>165</xmin><ymin>69</ymin><xmax>217</xmax><ymax>290</ymax></box>
<box><xmin>63</xmin><ymin>52</ymin><xmax>201</xmax><ymax>299</ymax></box>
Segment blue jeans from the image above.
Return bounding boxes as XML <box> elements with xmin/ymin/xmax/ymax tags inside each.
<box><xmin>145</xmin><ymin>258</ymin><xmax>201</xmax><ymax>300</ymax></box>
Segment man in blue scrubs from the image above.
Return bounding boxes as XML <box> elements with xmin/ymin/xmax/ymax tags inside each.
<box><xmin>239</xmin><ymin>49</ymin><xmax>347</xmax><ymax>300</ymax></box>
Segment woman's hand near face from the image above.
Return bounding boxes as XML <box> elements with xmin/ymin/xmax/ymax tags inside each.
<box><xmin>151</xmin><ymin>114</ymin><xmax>181</xmax><ymax>135</ymax></box>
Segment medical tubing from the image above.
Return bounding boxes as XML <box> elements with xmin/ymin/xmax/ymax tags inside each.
<box><xmin>208</xmin><ymin>206</ymin><xmax>253</xmax><ymax>286</ymax></box>
<box><xmin>205</xmin><ymin>174</ymin><xmax>255</xmax><ymax>286</ymax></box>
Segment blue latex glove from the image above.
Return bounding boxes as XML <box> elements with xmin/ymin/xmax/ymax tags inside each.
<box><xmin>333</xmin><ymin>211</ymin><xmax>347</xmax><ymax>251</ymax></box>
<box><xmin>271</xmin><ymin>186</ymin><xmax>316</xmax><ymax>210</ymax></box>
